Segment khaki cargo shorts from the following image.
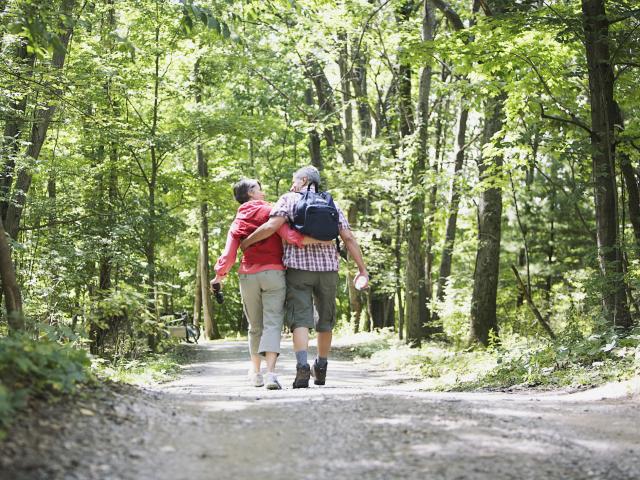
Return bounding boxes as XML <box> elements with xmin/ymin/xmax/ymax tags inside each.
<box><xmin>285</xmin><ymin>268</ymin><xmax>338</xmax><ymax>332</ymax></box>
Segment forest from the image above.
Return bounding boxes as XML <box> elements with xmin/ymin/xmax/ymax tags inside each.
<box><xmin>1</xmin><ymin>0</ymin><xmax>640</xmax><ymax>432</ymax></box>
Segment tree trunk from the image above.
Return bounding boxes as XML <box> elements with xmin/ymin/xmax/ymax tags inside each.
<box><xmin>620</xmin><ymin>152</ymin><xmax>640</xmax><ymax>246</ymax></box>
<box><xmin>514</xmin><ymin>132</ymin><xmax>537</xmax><ymax>308</ymax></box>
<box><xmin>337</xmin><ymin>32</ymin><xmax>366</xmax><ymax>331</ymax></box>
<box><xmin>146</xmin><ymin>164</ymin><xmax>158</xmax><ymax>351</ymax></box>
<box><xmin>346</xmin><ymin>206</ymin><xmax>364</xmax><ymax>332</ymax></box>
<box><xmin>430</xmin><ymin>0</ymin><xmax>475</xmax><ymax>323</ymax></box>
<box><xmin>306</xmin><ymin>57</ymin><xmax>343</xmax><ymax>153</ymax></box>
<box><xmin>338</xmin><ymin>33</ymin><xmax>354</xmax><ymax>166</ymax></box>
<box><xmin>394</xmin><ymin>2</ymin><xmax>416</xmax><ymax>341</ymax></box>
<box><xmin>436</xmin><ymin>106</ymin><xmax>468</xmax><ymax>304</ymax></box>
<box><xmin>194</xmin><ymin>57</ymin><xmax>220</xmax><ymax>340</ymax></box>
<box><xmin>0</xmin><ymin>216</ymin><xmax>22</xmax><ymax>330</ymax></box>
<box><xmin>4</xmin><ymin>0</ymin><xmax>76</xmax><ymax>240</ymax></box>
<box><xmin>545</xmin><ymin>166</ymin><xmax>557</xmax><ymax>319</ymax></box>
<box><xmin>198</xmin><ymin>216</ymin><xmax>219</xmax><ymax>339</ymax></box>
<box><xmin>99</xmin><ymin>146</ymin><xmax>118</xmax><ymax>292</ymax></box>
<box><xmin>469</xmin><ymin>94</ymin><xmax>505</xmax><ymax>346</ymax></box>
<box><xmin>91</xmin><ymin>0</ymin><xmax>118</xmax><ymax>355</ymax></box>
<box><xmin>197</xmin><ymin>139</ymin><xmax>220</xmax><ymax>340</ymax></box>
<box><xmin>304</xmin><ymin>85</ymin><xmax>323</xmax><ymax>170</ymax></box>
<box><xmin>1</xmin><ymin>42</ymin><xmax>34</xmax><ymax>221</ymax></box>
<box><xmin>193</xmin><ymin>253</ymin><xmax>202</xmax><ymax>328</ymax></box>
<box><xmin>424</xmin><ymin>76</ymin><xmax>449</xmax><ymax>332</ymax></box>
<box><xmin>370</xmin><ymin>274</ymin><xmax>396</xmax><ymax>330</ymax></box>
<box><xmin>395</xmin><ymin>202</ymin><xmax>405</xmax><ymax>340</ymax></box>
<box><xmin>145</xmin><ymin>21</ymin><xmax>162</xmax><ymax>352</ymax></box>
<box><xmin>0</xmin><ymin>1</ymin><xmax>74</xmax><ymax>333</ymax></box>
<box><xmin>581</xmin><ymin>0</ymin><xmax>631</xmax><ymax>328</ymax></box>
<box><xmin>373</xmin><ymin>37</ymin><xmax>403</xmax><ymax>337</ymax></box>
<box><xmin>352</xmin><ymin>46</ymin><xmax>373</xmax><ymax>145</ymax></box>
<box><xmin>351</xmin><ymin>42</ymin><xmax>395</xmax><ymax>331</ymax></box>
<box><xmin>405</xmin><ymin>0</ymin><xmax>435</xmax><ymax>345</ymax></box>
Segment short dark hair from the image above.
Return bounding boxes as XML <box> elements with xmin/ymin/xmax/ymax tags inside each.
<box><xmin>233</xmin><ymin>179</ymin><xmax>260</xmax><ymax>204</ymax></box>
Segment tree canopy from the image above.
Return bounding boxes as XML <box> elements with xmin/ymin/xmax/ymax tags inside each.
<box><xmin>0</xmin><ymin>0</ymin><xmax>639</xmax><ymax>357</ymax></box>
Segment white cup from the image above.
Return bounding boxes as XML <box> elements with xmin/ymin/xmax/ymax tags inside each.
<box><xmin>354</xmin><ymin>274</ymin><xmax>368</xmax><ymax>291</ymax></box>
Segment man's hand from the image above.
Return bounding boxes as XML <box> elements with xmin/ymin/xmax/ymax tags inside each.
<box><xmin>339</xmin><ymin>228</ymin><xmax>368</xmax><ymax>284</ymax></box>
<box><xmin>354</xmin><ymin>271</ymin><xmax>369</xmax><ymax>290</ymax></box>
<box><xmin>242</xmin><ymin>216</ymin><xmax>286</xmax><ymax>250</ymax></box>
<box><xmin>302</xmin><ymin>236</ymin><xmax>334</xmax><ymax>246</ymax></box>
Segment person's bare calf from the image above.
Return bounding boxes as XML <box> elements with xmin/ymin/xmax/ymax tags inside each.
<box><xmin>264</xmin><ymin>352</ymin><xmax>277</xmax><ymax>373</ymax></box>
<box><xmin>317</xmin><ymin>331</ymin><xmax>331</xmax><ymax>358</ymax></box>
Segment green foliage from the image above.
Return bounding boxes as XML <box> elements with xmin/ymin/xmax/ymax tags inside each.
<box><xmin>1</xmin><ymin>0</ymin><xmax>639</xmax><ymax>395</ymax></box>
<box><xmin>353</xmin><ymin>322</ymin><xmax>640</xmax><ymax>392</ymax></box>
<box><xmin>481</xmin><ymin>323</ymin><xmax>640</xmax><ymax>390</ymax></box>
<box><xmin>85</xmin><ymin>284</ymin><xmax>171</xmax><ymax>358</ymax></box>
<box><xmin>334</xmin><ymin>329</ymin><xmax>397</xmax><ymax>358</ymax></box>
<box><xmin>368</xmin><ymin>338</ymin><xmax>496</xmax><ymax>387</ymax></box>
<box><xmin>92</xmin><ymin>345</ymin><xmax>192</xmax><ymax>385</ymax></box>
<box><xmin>4</xmin><ymin>0</ymin><xmax>73</xmax><ymax>57</ymax></box>
<box><xmin>179</xmin><ymin>0</ymin><xmax>236</xmax><ymax>40</ymax></box>
<box><xmin>0</xmin><ymin>334</ymin><xmax>92</xmax><ymax>437</ymax></box>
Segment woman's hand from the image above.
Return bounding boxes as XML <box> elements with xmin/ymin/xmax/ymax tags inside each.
<box><xmin>210</xmin><ymin>275</ymin><xmax>224</xmax><ymax>293</ymax></box>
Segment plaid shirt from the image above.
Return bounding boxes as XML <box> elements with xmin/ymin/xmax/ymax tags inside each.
<box><xmin>270</xmin><ymin>190</ymin><xmax>350</xmax><ymax>272</ymax></box>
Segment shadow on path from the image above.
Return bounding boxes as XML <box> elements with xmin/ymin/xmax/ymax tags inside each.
<box><xmin>136</xmin><ymin>341</ymin><xmax>640</xmax><ymax>480</ymax></box>
<box><xmin>3</xmin><ymin>340</ymin><xmax>638</xmax><ymax>480</ymax></box>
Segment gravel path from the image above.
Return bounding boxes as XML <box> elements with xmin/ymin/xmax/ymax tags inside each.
<box><xmin>2</xmin><ymin>340</ymin><xmax>639</xmax><ymax>480</ymax></box>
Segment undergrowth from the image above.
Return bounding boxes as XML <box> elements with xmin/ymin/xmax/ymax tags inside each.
<box><xmin>338</xmin><ymin>323</ymin><xmax>640</xmax><ymax>392</ymax></box>
<box><xmin>92</xmin><ymin>343</ymin><xmax>194</xmax><ymax>385</ymax></box>
<box><xmin>472</xmin><ymin>322</ymin><xmax>640</xmax><ymax>391</ymax></box>
<box><xmin>0</xmin><ymin>333</ymin><xmax>92</xmax><ymax>439</ymax></box>
<box><xmin>0</xmin><ymin>330</ymin><xmax>195</xmax><ymax>439</ymax></box>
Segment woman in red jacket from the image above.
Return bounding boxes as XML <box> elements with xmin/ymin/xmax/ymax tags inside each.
<box><xmin>211</xmin><ymin>179</ymin><xmax>325</xmax><ymax>390</ymax></box>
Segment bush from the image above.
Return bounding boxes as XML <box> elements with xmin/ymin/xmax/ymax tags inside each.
<box><xmin>350</xmin><ymin>321</ymin><xmax>640</xmax><ymax>392</ymax></box>
<box><xmin>334</xmin><ymin>329</ymin><xmax>396</xmax><ymax>358</ymax></box>
<box><xmin>92</xmin><ymin>348</ymin><xmax>188</xmax><ymax>385</ymax></box>
<box><xmin>482</xmin><ymin>321</ymin><xmax>640</xmax><ymax>389</ymax></box>
<box><xmin>0</xmin><ymin>334</ymin><xmax>92</xmax><ymax>437</ymax></box>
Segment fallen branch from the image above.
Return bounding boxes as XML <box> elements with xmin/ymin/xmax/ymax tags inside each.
<box><xmin>511</xmin><ymin>265</ymin><xmax>556</xmax><ymax>339</ymax></box>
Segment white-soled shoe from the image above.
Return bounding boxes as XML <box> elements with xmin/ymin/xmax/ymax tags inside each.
<box><xmin>264</xmin><ymin>372</ymin><xmax>282</xmax><ymax>390</ymax></box>
<box><xmin>248</xmin><ymin>369</ymin><xmax>264</xmax><ymax>387</ymax></box>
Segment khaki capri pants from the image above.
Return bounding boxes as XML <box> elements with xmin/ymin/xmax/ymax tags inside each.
<box><xmin>238</xmin><ymin>269</ymin><xmax>286</xmax><ymax>356</ymax></box>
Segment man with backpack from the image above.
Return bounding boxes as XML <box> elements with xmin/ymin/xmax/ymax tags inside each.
<box><xmin>240</xmin><ymin>165</ymin><xmax>369</xmax><ymax>388</ymax></box>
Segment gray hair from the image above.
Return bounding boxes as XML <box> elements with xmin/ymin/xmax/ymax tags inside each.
<box><xmin>294</xmin><ymin>165</ymin><xmax>321</xmax><ymax>188</ymax></box>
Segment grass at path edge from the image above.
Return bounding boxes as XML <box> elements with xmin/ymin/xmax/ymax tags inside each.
<box><xmin>332</xmin><ymin>328</ymin><xmax>640</xmax><ymax>393</ymax></box>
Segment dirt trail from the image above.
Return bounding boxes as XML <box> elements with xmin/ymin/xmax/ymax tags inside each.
<box><xmin>3</xmin><ymin>340</ymin><xmax>639</xmax><ymax>480</ymax></box>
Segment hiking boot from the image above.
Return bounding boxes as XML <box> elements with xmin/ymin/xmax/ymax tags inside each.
<box><xmin>311</xmin><ymin>360</ymin><xmax>327</xmax><ymax>386</ymax></box>
<box><xmin>265</xmin><ymin>372</ymin><xmax>282</xmax><ymax>390</ymax></box>
<box><xmin>248</xmin><ymin>369</ymin><xmax>264</xmax><ymax>387</ymax></box>
<box><xmin>292</xmin><ymin>364</ymin><xmax>310</xmax><ymax>389</ymax></box>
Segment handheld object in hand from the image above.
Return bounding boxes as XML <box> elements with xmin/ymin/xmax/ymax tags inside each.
<box><xmin>212</xmin><ymin>282</ymin><xmax>224</xmax><ymax>304</ymax></box>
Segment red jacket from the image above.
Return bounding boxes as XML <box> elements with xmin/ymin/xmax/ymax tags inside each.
<box><xmin>230</xmin><ymin>200</ymin><xmax>283</xmax><ymax>266</ymax></box>
<box><xmin>214</xmin><ymin>200</ymin><xmax>304</xmax><ymax>277</ymax></box>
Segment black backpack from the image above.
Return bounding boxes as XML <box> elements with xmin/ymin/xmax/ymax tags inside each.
<box><xmin>292</xmin><ymin>185</ymin><xmax>340</xmax><ymax>241</ymax></box>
